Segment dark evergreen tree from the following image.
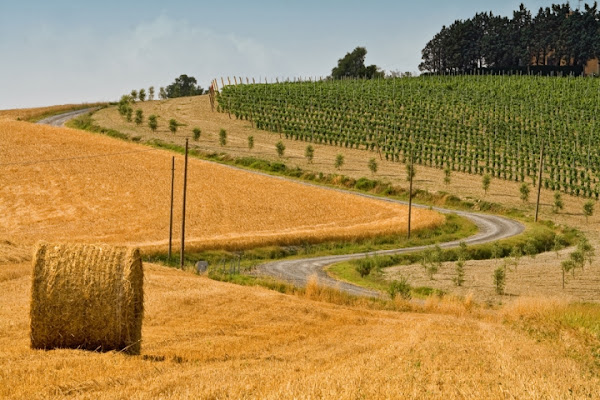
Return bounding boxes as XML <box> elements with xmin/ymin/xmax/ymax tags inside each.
<box><xmin>419</xmin><ymin>2</ymin><xmax>600</xmax><ymax>74</ymax></box>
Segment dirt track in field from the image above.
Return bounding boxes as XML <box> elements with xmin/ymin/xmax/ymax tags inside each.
<box><xmin>37</xmin><ymin>107</ymin><xmax>96</xmax><ymax>126</ymax></box>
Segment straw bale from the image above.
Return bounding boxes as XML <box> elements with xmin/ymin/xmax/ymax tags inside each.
<box><xmin>30</xmin><ymin>243</ymin><xmax>144</xmax><ymax>354</ymax></box>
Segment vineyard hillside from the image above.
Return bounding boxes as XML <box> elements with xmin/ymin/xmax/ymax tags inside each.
<box><xmin>219</xmin><ymin>75</ymin><xmax>600</xmax><ymax>200</ymax></box>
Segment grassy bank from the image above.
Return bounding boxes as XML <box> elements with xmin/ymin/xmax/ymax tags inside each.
<box><xmin>327</xmin><ymin>221</ymin><xmax>579</xmax><ymax>296</ymax></box>
<box><xmin>144</xmin><ymin>213</ymin><xmax>477</xmax><ymax>269</ymax></box>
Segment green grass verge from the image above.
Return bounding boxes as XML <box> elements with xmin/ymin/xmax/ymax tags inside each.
<box><xmin>66</xmin><ymin>112</ymin><xmax>130</xmax><ymax>140</ymax></box>
<box><xmin>327</xmin><ymin>220</ymin><xmax>579</xmax><ymax>295</ymax></box>
<box><xmin>144</xmin><ymin>213</ymin><xmax>477</xmax><ymax>269</ymax></box>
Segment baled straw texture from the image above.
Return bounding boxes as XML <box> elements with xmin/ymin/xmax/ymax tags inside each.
<box><xmin>30</xmin><ymin>243</ymin><xmax>144</xmax><ymax>354</ymax></box>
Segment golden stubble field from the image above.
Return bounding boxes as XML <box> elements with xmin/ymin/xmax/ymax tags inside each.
<box><xmin>2</xmin><ymin>262</ymin><xmax>599</xmax><ymax>399</ymax></box>
<box><xmin>0</xmin><ymin>119</ymin><xmax>441</xmax><ymax>261</ymax></box>
<box><xmin>0</xmin><ymin>107</ymin><xmax>599</xmax><ymax>398</ymax></box>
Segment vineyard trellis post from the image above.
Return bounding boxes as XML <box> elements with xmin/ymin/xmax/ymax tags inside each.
<box><xmin>168</xmin><ymin>156</ymin><xmax>175</xmax><ymax>263</ymax></box>
<box><xmin>180</xmin><ymin>139</ymin><xmax>189</xmax><ymax>270</ymax></box>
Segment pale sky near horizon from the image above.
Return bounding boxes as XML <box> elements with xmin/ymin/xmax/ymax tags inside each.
<box><xmin>0</xmin><ymin>0</ymin><xmax>555</xmax><ymax>109</ymax></box>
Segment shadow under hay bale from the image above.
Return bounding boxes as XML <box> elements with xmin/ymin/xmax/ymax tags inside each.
<box><xmin>30</xmin><ymin>243</ymin><xmax>144</xmax><ymax>354</ymax></box>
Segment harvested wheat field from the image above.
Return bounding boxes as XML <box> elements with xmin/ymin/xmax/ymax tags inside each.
<box><xmin>1</xmin><ymin>262</ymin><xmax>599</xmax><ymax>399</ymax></box>
<box><xmin>0</xmin><ymin>119</ymin><xmax>441</xmax><ymax>257</ymax></box>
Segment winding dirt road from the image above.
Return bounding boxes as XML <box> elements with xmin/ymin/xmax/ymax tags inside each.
<box><xmin>39</xmin><ymin>108</ymin><xmax>526</xmax><ymax>297</ymax></box>
<box><xmin>37</xmin><ymin>108</ymin><xmax>96</xmax><ymax>127</ymax></box>
<box><xmin>258</xmin><ymin>203</ymin><xmax>524</xmax><ymax>297</ymax></box>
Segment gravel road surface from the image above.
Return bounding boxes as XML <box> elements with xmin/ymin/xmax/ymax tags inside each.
<box><xmin>37</xmin><ymin>108</ymin><xmax>96</xmax><ymax>127</ymax></box>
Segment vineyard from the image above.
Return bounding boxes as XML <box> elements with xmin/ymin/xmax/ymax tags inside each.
<box><xmin>218</xmin><ymin>75</ymin><xmax>600</xmax><ymax>199</ymax></box>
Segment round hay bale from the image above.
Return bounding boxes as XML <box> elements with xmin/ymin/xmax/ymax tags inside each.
<box><xmin>30</xmin><ymin>243</ymin><xmax>144</xmax><ymax>354</ymax></box>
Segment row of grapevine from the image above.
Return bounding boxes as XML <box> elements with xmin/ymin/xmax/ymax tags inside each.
<box><xmin>217</xmin><ymin>75</ymin><xmax>600</xmax><ymax>199</ymax></box>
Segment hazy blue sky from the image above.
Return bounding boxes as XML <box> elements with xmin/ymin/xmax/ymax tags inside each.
<box><xmin>0</xmin><ymin>0</ymin><xmax>554</xmax><ymax>109</ymax></box>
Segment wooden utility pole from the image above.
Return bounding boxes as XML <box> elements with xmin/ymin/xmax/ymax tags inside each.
<box><xmin>408</xmin><ymin>137</ymin><xmax>414</xmax><ymax>239</ymax></box>
<box><xmin>180</xmin><ymin>139</ymin><xmax>189</xmax><ymax>269</ymax></box>
<box><xmin>168</xmin><ymin>157</ymin><xmax>175</xmax><ymax>263</ymax></box>
<box><xmin>535</xmin><ymin>139</ymin><xmax>545</xmax><ymax>222</ymax></box>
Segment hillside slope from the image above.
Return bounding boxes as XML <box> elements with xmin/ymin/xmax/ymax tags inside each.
<box><xmin>1</xmin><ymin>262</ymin><xmax>599</xmax><ymax>399</ymax></box>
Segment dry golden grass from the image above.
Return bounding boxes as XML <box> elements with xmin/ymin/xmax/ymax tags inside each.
<box><xmin>386</xmin><ymin>247</ymin><xmax>600</xmax><ymax>303</ymax></box>
<box><xmin>0</xmin><ymin>103</ymin><xmax>105</xmax><ymax>121</ymax></box>
<box><xmin>1</xmin><ymin>102</ymin><xmax>599</xmax><ymax>398</ymax></box>
<box><xmin>0</xmin><ymin>119</ymin><xmax>441</xmax><ymax>260</ymax></box>
<box><xmin>1</xmin><ymin>262</ymin><xmax>599</xmax><ymax>399</ymax></box>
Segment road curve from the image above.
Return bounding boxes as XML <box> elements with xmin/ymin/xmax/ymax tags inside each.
<box><xmin>37</xmin><ymin>107</ymin><xmax>96</xmax><ymax>127</ymax></box>
<box><xmin>257</xmin><ymin>200</ymin><xmax>524</xmax><ymax>298</ymax></box>
<box><xmin>40</xmin><ymin>108</ymin><xmax>525</xmax><ymax>297</ymax></box>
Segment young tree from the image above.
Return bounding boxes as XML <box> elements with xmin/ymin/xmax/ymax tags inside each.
<box><xmin>305</xmin><ymin>145</ymin><xmax>314</xmax><ymax>163</ymax></box>
<box><xmin>159</xmin><ymin>87</ymin><xmax>167</xmax><ymax>100</ymax></box>
<box><xmin>355</xmin><ymin>258</ymin><xmax>373</xmax><ymax>278</ymax></box>
<box><xmin>247</xmin><ymin>135</ymin><xmax>254</xmax><ymax>150</ymax></box>
<box><xmin>130</xmin><ymin>90</ymin><xmax>138</xmax><ymax>102</ymax></box>
<box><xmin>430</xmin><ymin>244</ymin><xmax>444</xmax><ymax>279</ymax></box>
<box><xmin>583</xmin><ymin>200</ymin><xmax>594</xmax><ymax>222</ymax></box>
<box><xmin>553</xmin><ymin>191</ymin><xmax>564</xmax><ymax>213</ymax></box>
<box><xmin>453</xmin><ymin>258</ymin><xmax>465</xmax><ymax>287</ymax></box>
<box><xmin>219</xmin><ymin>129</ymin><xmax>227</xmax><ymax>146</ymax></box>
<box><xmin>169</xmin><ymin>119</ymin><xmax>178</xmax><ymax>134</ymax></box>
<box><xmin>148</xmin><ymin>86</ymin><xmax>155</xmax><ymax>101</ymax></box>
<box><xmin>138</xmin><ymin>88</ymin><xmax>146</xmax><ymax>102</ymax></box>
<box><xmin>577</xmin><ymin>236</ymin><xmax>595</xmax><ymax>268</ymax></box>
<box><xmin>561</xmin><ymin>257</ymin><xmax>576</xmax><ymax>288</ymax></box>
<box><xmin>509</xmin><ymin>246</ymin><xmax>523</xmax><ymax>271</ymax></box>
<box><xmin>134</xmin><ymin>109</ymin><xmax>143</xmax><ymax>125</ymax></box>
<box><xmin>335</xmin><ymin>153</ymin><xmax>345</xmax><ymax>170</ymax></box>
<box><xmin>444</xmin><ymin>167</ymin><xmax>452</xmax><ymax>185</ymax></box>
<box><xmin>493</xmin><ymin>266</ymin><xmax>506</xmax><ymax>295</ymax></box>
<box><xmin>491</xmin><ymin>242</ymin><xmax>503</xmax><ymax>260</ymax></box>
<box><xmin>524</xmin><ymin>240</ymin><xmax>537</xmax><ymax>259</ymax></box>
<box><xmin>368</xmin><ymin>158</ymin><xmax>378</xmax><ymax>175</ymax></box>
<box><xmin>126</xmin><ymin>107</ymin><xmax>133</xmax><ymax>122</ymax></box>
<box><xmin>276</xmin><ymin>141</ymin><xmax>286</xmax><ymax>157</ymax></box>
<box><xmin>148</xmin><ymin>115</ymin><xmax>158</xmax><ymax>132</ymax></box>
<box><xmin>193</xmin><ymin>127</ymin><xmax>201</xmax><ymax>141</ymax></box>
<box><xmin>388</xmin><ymin>277</ymin><xmax>412</xmax><ymax>300</ymax></box>
<box><xmin>118</xmin><ymin>95</ymin><xmax>130</xmax><ymax>116</ymax></box>
<box><xmin>482</xmin><ymin>174</ymin><xmax>491</xmax><ymax>194</ymax></box>
<box><xmin>519</xmin><ymin>182</ymin><xmax>530</xmax><ymax>203</ymax></box>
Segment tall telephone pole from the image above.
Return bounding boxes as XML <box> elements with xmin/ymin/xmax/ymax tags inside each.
<box><xmin>180</xmin><ymin>139</ymin><xmax>189</xmax><ymax>269</ymax></box>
